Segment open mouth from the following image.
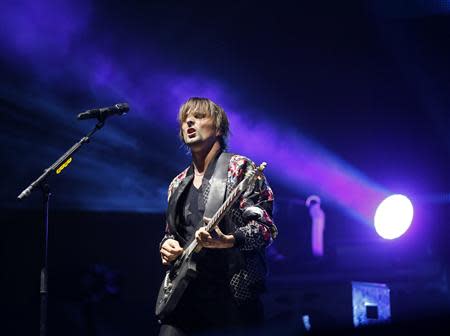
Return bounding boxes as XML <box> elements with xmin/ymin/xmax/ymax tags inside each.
<box><xmin>187</xmin><ymin>128</ymin><xmax>196</xmax><ymax>138</ymax></box>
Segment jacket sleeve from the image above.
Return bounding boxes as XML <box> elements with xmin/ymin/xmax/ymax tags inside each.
<box><xmin>228</xmin><ymin>156</ymin><xmax>278</xmax><ymax>251</ymax></box>
<box><xmin>159</xmin><ymin>223</ymin><xmax>176</xmax><ymax>250</ymax></box>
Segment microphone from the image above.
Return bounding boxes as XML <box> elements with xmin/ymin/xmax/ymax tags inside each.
<box><xmin>77</xmin><ymin>103</ymin><xmax>129</xmax><ymax>120</ymax></box>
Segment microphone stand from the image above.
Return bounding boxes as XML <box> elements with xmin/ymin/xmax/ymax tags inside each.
<box><xmin>17</xmin><ymin>118</ymin><xmax>107</xmax><ymax>336</ymax></box>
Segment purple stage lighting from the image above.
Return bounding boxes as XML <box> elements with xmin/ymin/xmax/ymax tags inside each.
<box><xmin>374</xmin><ymin>194</ymin><xmax>414</xmax><ymax>239</ymax></box>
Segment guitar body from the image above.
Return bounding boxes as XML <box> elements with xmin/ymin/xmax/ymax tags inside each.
<box><xmin>155</xmin><ymin>254</ymin><xmax>198</xmax><ymax>320</ymax></box>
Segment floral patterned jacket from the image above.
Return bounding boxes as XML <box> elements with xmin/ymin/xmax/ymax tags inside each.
<box><xmin>160</xmin><ymin>153</ymin><xmax>278</xmax><ymax>302</ymax></box>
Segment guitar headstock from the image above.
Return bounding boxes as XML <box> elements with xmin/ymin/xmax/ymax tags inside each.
<box><xmin>241</xmin><ymin>161</ymin><xmax>267</xmax><ymax>193</ymax></box>
<box><xmin>244</xmin><ymin>162</ymin><xmax>267</xmax><ymax>178</ymax></box>
<box><xmin>254</xmin><ymin>162</ymin><xmax>267</xmax><ymax>181</ymax></box>
<box><xmin>257</xmin><ymin>162</ymin><xmax>267</xmax><ymax>173</ymax></box>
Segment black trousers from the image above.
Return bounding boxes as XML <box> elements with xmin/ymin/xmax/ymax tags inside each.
<box><xmin>158</xmin><ymin>277</ymin><xmax>264</xmax><ymax>336</ymax></box>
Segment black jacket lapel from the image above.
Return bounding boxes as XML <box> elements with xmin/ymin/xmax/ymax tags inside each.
<box><xmin>166</xmin><ymin>166</ymin><xmax>194</xmax><ymax>240</ymax></box>
<box><xmin>204</xmin><ymin>152</ymin><xmax>233</xmax><ymax>218</ymax></box>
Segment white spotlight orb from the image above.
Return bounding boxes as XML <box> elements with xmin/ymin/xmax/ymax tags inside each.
<box><xmin>374</xmin><ymin>194</ymin><xmax>414</xmax><ymax>239</ymax></box>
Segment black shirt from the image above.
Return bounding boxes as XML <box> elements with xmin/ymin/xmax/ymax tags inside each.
<box><xmin>180</xmin><ymin>181</ymin><xmax>204</xmax><ymax>244</ymax></box>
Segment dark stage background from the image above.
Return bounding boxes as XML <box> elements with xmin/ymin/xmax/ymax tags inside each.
<box><xmin>1</xmin><ymin>0</ymin><xmax>450</xmax><ymax>335</ymax></box>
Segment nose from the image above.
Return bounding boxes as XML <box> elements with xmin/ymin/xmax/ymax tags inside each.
<box><xmin>185</xmin><ymin>115</ymin><xmax>195</xmax><ymax>127</ymax></box>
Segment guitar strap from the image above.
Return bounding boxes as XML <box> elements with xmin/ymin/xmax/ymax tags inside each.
<box><xmin>203</xmin><ymin>152</ymin><xmax>233</xmax><ymax>219</ymax></box>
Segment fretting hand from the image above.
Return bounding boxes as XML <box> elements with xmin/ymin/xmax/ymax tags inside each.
<box><xmin>195</xmin><ymin>220</ymin><xmax>235</xmax><ymax>249</ymax></box>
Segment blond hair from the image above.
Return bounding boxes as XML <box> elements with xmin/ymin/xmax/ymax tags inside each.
<box><xmin>178</xmin><ymin>97</ymin><xmax>230</xmax><ymax>149</ymax></box>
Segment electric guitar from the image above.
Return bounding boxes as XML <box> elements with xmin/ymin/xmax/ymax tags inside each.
<box><xmin>155</xmin><ymin>162</ymin><xmax>267</xmax><ymax>320</ymax></box>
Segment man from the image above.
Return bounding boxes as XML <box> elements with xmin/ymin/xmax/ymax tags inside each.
<box><xmin>158</xmin><ymin>97</ymin><xmax>277</xmax><ymax>335</ymax></box>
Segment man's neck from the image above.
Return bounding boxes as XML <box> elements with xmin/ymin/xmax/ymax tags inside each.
<box><xmin>191</xmin><ymin>141</ymin><xmax>222</xmax><ymax>174</ymax></box>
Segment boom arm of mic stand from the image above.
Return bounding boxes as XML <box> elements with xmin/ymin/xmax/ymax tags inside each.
<box><xmin>17</xmin><ymin>120</ymin><xmax>105</xmax><ymax>199</ymax></box>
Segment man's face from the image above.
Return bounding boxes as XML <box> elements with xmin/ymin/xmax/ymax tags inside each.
<box><xmin>181</xmin><ymin>109</ymin><xmax>220</xmax><ymax>150</ymax></box>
